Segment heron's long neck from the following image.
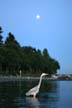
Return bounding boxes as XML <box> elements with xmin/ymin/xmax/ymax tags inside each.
<box><xmin>38</xmin><ymin>75</ymin><xmax>43</xmax><ymax>88</ymax></box>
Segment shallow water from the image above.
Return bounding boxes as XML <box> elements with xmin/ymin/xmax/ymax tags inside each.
<box><xmin>0</xmin><ymin>79</ymin><xmax>72</xmax><ymax>108</ymax></box>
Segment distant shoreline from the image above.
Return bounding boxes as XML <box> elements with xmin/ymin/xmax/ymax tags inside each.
<box><xmin>0</xmin><ymin>75</ymin><xmax>72</xmax><ymax>82</ymax></box>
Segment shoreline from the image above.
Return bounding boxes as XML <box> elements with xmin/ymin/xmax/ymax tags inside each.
<box><xmin>0</xmin><ymin>75</ymin><xmax>72</xmax><ymax>82</ymax></box>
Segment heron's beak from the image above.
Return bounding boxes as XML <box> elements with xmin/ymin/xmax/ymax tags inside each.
<box><xmin>46</xmin><ymin>73</ymin><xmax>49</xmax><ymax>76</ymax></box>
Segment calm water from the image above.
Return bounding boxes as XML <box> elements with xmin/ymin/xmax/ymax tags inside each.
<box><xmin>0</xmin><ymin>79</ymin><xmax>72</xmax><ymax>108</ymax></box>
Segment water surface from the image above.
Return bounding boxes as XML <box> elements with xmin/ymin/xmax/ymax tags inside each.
<box><xmin>0</xmin><ymin>79</ymin><xmax>72</xmax><ymax>108</ymax></box>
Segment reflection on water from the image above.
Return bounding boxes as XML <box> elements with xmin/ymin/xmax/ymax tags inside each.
<box><xmin>0</xmin><ymin>80</ymin><xmax>72</xmax><ymax>108</ymax></box>
<box><xmin>0</xmin><ymin>79</ymin><xmax>59</xmax><ymax>108</ymax></box>
<box><xmin>26</xmin><ymin>97</ymin><xmax>39</xmax><ymax>108</ymax></box>
<box><xmin>14</xmin><ymin>80</ymin><xmax>59</xmax><ymax>108</ymax></box>
<box><xmin>0</xmin><ymin>79</ymin><xmax>60</xmax><ymax>108</ymax></box>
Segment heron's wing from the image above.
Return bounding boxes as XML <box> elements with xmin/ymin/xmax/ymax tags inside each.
<box><xmin>26</xmin><ymin>85</ymin><xmax>39</xmax><ymax>96</ymax></box>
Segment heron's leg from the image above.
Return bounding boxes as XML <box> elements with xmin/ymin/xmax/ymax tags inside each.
<box><xmin>33</xmin><ymin>94</ymin><xmax>36</xmax><ymax>98</ymax></box>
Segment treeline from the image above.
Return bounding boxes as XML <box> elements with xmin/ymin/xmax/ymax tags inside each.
<box><xmin>0</xmin><ymin>26</ymin><xmax>60</xmax><ymax>76</ymax></box>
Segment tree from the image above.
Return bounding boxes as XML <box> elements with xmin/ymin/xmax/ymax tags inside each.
<box><xmin>0</xmin><ymin>26</ymin><xmax>4</xmax><ymax>74</ymax></box>
<box><xmin>0</xmin><ymin>26</ymin><xmax>60</xmax><ymax>76</ymax></box>
<box><xmin>0</xmin><ymin>26</ymin><xmax>3</xmax><ymax>45</ymax></box>
<box><xmin>4</xmin><ymin>32</ymin><xmax>21</xmax><ymax>75</ymax></box>
<box><xmin>48</xmin><ymin>58</ymin><xmax>60</xmax><ymax>75</ymax></box>
<box><xmin>42</xmin><ymin>48</ymin><xmax>60</xmax><ymax>74</ymax></box>
<box><xmin>5</xmin><ymin>32</ymin><xmax>20</xmax><ymax>49</ymax></box>
<box><xmin>43</xmin><ymin>48</ymin><xmax>50</xmax><ymax>58</ymax></box>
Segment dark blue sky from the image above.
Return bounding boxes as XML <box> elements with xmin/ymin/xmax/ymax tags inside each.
<box><xmin>0</xmin><ymin>0</ymin><xmax>72</xmax><ymax>74</ymax></box>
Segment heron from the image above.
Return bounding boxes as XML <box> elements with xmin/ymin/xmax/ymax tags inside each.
<box><xmin>26</xmin><ymin>73</ymin><xmax>48</xmax><ymax>97</ymax></box>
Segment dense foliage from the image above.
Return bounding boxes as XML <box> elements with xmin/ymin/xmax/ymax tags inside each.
<box><xmin>0</xmin><ymin>26</ymin><xmax>60</xmax><ymax>76</ymax></box>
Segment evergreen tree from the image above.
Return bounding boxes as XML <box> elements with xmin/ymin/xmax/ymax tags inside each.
<box><xmin>4</xmin><ymin>32</ymin><xmax>21</xmax><ymax>75</ymax></box>
<box><xmin>0</xmin><ymin>26</ymin><xmax>4</xmax><ymax>74</ymax></box>
<box><xmin>0</xmin><ymin>26</ymin><xmax>3</xmax><ymax>45</ymax></box>
<box><xmin>0</xmin><ymin>26</ymin><xmax>60</xmax><ymax>76</ymax></box>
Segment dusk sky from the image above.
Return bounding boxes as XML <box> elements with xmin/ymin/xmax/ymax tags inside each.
<box><xmin>0</xmin><ymin>0</ymin><xmax>72</xmax><ymax>74</ymax></box>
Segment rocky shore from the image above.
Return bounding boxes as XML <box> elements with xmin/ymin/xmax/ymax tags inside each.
<box><xmin>50</xmin><ymin>74</ymin><xmax>72</xmax><ymax>80</ymax></box>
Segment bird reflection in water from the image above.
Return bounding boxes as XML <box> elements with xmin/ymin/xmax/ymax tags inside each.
<box><xmin>26</xmin><ymin>97</ymin><xmax>40</xmax><ymax>108</ymax></box>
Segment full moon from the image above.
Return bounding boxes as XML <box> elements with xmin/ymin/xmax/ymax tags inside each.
<box><xmin>36</xmin><ymin>14</ymin><xmax>40</xmax><ymax>20</ymax></box>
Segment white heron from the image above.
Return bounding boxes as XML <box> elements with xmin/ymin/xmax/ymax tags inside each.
<box><xmin>26</xmin><ymin>73</ymin><xmax>48</xmax><ymax>97</ymax></box>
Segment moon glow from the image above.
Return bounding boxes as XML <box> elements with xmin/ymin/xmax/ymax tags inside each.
<box><xmin>36</xmin><ymin>14</ymin><xmax>40</xmax><ymax>20</ymax></box>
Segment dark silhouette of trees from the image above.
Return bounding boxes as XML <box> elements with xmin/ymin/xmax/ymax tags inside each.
<box><xmin>0</xmin><ymin>26</ymin><xmax>60</xmax><ymax>76</ymax></box>
<box><xmin>0</xmin><ymin>26</ymin><xmax>3</xmax><ymax>45</ymax></box>
<box><xmin>0</xmin><ymin>27</ymin><xmax>5</xmax><ymax>74</ymax></box>
<box><xmin>4</xmin><ymin>32</ymin><xmax>21</xmax><ymax>75</ymax></box>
